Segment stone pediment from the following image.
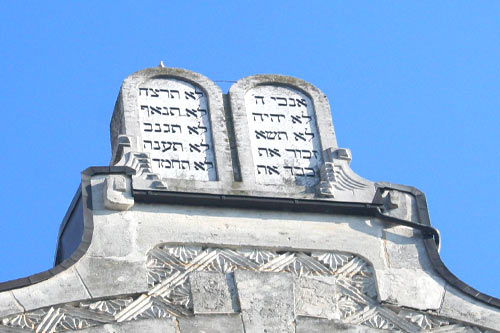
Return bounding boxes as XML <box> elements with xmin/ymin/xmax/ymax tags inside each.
<box><xmin>0</xmin><ymin>66</ymin><xmax>499</xmax><ymax>333</ymax></box>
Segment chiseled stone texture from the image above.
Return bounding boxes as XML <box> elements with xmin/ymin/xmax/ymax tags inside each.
<box><xmin>440</xmin><ymin>285</ymin><xmax>500</xmax><ymax>330</ymax></box>
<box><xmin>294</xmin><ymin>276</ymin><xmax>340</xmax><ymax>320</ymax></box>
<box><xmin>234</xmin><ymin>271</ymin><xmax>294</xmax><ymax>333</ymax></box>
<box><xmin>296</xmin><ymin>316</ymin><xmax>387</xmax><ymax>333</ymax></box>
<box><xmin>11</xmin><ymin>267</ymin><xmax>90</xmax><ymax>312</ymax></box>
<box><xmin>0</xmin><ymin>292</ymin><xmax>23</xmax><ymax>318</ymax></box>
<box><xmin>190</xmin><ymin>272</ymin><xmax>239</xmax><ymax>314</ymax></box>
<box><xmin>177</xmin><ymin>314</ymin><xmax>243</xmax><ymax>332</ymax></box>
<box><xmin>78</xmin><ymin>318</ymin><xmax>176</xmax><ymax>333</ymax></box>
<box><xmin>74</xmin><ymin>257</ymin><xmax>148</xmax><ymax>298</ymax></box>
<box><xmin>382</xmin><ymin>225</ymin><xmax>433</xmax><ymax>271</ymax></box>
<box><xmin>375</xmin><ymin>268</ymin><xmax>445</xmax><ymax>310</ymax></box>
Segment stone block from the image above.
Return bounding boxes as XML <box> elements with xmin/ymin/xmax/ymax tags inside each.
<box><xmin>131</xmin><ymin>205</ymin><xmax>386</xmax><ymax>270</ymax></box>
<box><xmin>375</xmin><ymin>268</ymin><xmax>445</xmax><ymax>310</ymax></box>
<box><xmin>294</xmin><ymin>276</ymin><xmax>340</xmax><ymax>320</ymax></box>
<box><xmin>382</xmin><ymin>225</ymin><xmax>433</xmax><ymax>270</ymax></box>
<box><xmin>11</xmin><ymin>268</ymin><xmax>90</xmax><ymax>312</ymax></box>
<box><xmin>234</xmin><ymin>271</ymin><xmax>294</xmax><ymax>333</ymax></box>
<box><xmin>296</xmin><ymin>316</ymin><xmax>386</xmax><ymax>332</ymax></box>
<box><xmin>190</xmin><ymin>272</ymin><xmax>238</xmax><ymax>314</ymax></box>
<box><xmin>0</xmin><ymin>292</ymin><xmax>24</xmax><ymax>318</ymax></box>
<box><xmin>439</xmin><ymin>285</ymin><xmax>500</xmax><ymax>329</ymax></box>
<box><xmin>86</xmin><ymin>213</ymin><xmax>136</xmax><ymax>258</ymax></box>
<box><xmin>103</xmin><ymin>175</ymin><xmax>134</xmax><ymax>211</ymax></box>
<box><xmin>75</xmin><ymin>257</ymin><xmax>148</xmax><ymax>298</ymax></box>
<box><xmin>78</xmin><ymin>318</ymin><xmax>176</xmax><ymax>333</ymax></box>
<box><xmin>178</xmin><ymin>314</ymin><xmax>243</xmax><ymax>332</ymax></box>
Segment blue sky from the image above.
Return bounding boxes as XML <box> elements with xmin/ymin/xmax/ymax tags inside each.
<box><xmin>0</xmin><ymin>2</ymin><xmax>498</xmax><ymax>298</ymax></box>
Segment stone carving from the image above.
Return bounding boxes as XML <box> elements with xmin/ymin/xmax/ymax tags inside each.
<box><xmin>317</xmin><ymin>148</ymin><xmax>376</xmax><ymax>202</ymax></box>
<box><xmin>229</xmin><ymin>74</ymin><xmax>338</xmax><ymax>195</ymax></box>
<box><xmin>103</xmin><ymin>174</ymin><xmax>134</xmax><ymax>211</ymax></box>
<box><xmin>110</xmin><ymin>67</ymin><xmax>233</xmax><ymax>192</ymax></box>
<box><xmin>0</xmin><ymin>245</ymin><xmax>491</xmax><ymax>332</ymax></box>
<box><xmin>245</xmin><ymin>85</ymin><xmax>322</xmax><ymax>187</ymax></box>
<box><xmin>107</xmin><ymin>68</ymin><xmax>381</xmax><ymax>203</ymax></box>
<box><xmin>138</xmin><ymin>78</ymin><xmax>216</xmax><ymax>181</ymax></box>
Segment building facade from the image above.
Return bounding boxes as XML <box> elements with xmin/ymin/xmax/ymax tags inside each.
<box><xmin>0</xmin><ymin>66</ymin><xmax>498</xmax><ymax>332</ymax></box>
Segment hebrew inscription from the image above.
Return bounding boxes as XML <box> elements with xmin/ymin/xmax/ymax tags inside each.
<box><xmin>138</xmin><ymin>78</ymin><xmax>216</xmax><ymax>181</ymax></box>
<box><xmin>245</xmin><ymin>85</ymin><xmax>322</xmax><ymax>186</ymax></box>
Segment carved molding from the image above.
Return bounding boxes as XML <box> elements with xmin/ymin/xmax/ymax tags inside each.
<box><xmin>103</xmin><ymin>174</ymin><xmax>134</xmax><ymax>211</ymax></box>
<box><xmin>317</xmin><ymin>148</ymin><xmax>376</xmax><ymax>202</ymax></box>
<box><xmin>114</xmin><ymin>135</ymin><xmax>168</xmax><ymax>190</ymax></box>
<box><xmin>0</xmin><ymin>245</ymin><xmax>491</xmax><ymax>332</ymax></box>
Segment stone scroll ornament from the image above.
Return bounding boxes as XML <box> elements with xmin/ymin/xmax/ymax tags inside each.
<box><xmin>109</xmin><ymin>66</ymin><xmax>232</xmax><ymax>193</ymax></box>
<box><xmin>0</xmin><ymin>245</ymin><xmax>490</xmax><ymax>332</ymax></box>
<box><xmin>228</xmin><ymin>75</ymin><xmax>375</xmax><ymax>201</ymax></box>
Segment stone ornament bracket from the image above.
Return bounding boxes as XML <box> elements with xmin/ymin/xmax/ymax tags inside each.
<box><xmin>317</xmin><ymin>147</ymin><xmax>375</xmax><ymax>202</ymax></box>
<box><xmin>110</xmin><ymin>66</ymin><xmax>376</xmax><ymax>204</ymax></box>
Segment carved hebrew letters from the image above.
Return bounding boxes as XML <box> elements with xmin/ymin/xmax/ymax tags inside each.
<box><xmin>245</xmin><ymin>86</ymin><xmax>322</xmax><ymax>186</ymax></box>
<box><xmin>138</xmin><ymin>78</ymin><xmax>216</xmax><ymax>181</ymax></box>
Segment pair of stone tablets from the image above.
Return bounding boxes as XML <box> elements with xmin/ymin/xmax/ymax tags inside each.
<box><xmin>110</xmin><ymin>66</ymin><xmax>373</xmax><ymax>201</ymax></box>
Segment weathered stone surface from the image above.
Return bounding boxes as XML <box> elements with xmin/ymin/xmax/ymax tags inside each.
<box><xmin>136</xmin><ymin>77</ymin><xmax>217</xmax><ymax>181</ymax></box>
<box><xmin>382</xmin><ymin>225</ymin><xmax>433</xmax><ymax>271</ymax></box>
<box><xmin>110</xmin><ymin>67</ymin><xmax>233</xmax><ymax>192</ymax></box>
<box><xmin>440</xmin><ymin>285</ymin><xmax>500</xmax><ymax>329</ymax></box>
<box><xmin>10</xmin><ymin>268</ymin><xmax>90</xmax><ymax>312</ymax></box>
<box><xmin>244</xmin><ymin>84</ymin><xmax>322</xmax><ymax>187</ymax></box>
<box><xmin>294</xmin><ymin>276</ymin><xmax>340</xmax><ymax>320</ymax></box>
<box><xmin>234</xmin><ymin>271</ymin><xmax>294</xmax><ymax>333</ymax></box>
<box><xmin>0</xmin><ymin>292</ymin><xmax>24</xmax><ymax>318</ymax></box>
<box><xmin>78</xmin><ymin>318</ymin><xmax>176</xmax><ymax>333</ymax></box>
<box><xmin>74</xmin><ymin>257</ymin><xmax>148</xmax><ymax>298</ymax></box>
<box><xmin>86</xmin><ymin>213</ymin><xmax>137</xmax><ymax>259</ymax></box>
<box><xmin>229</xmin><ymin>74</ymin><xmax>337</xmax><ymax>196</ymax></box>
<box><xmin>103</xmin><ymin>174</ymin><xmax>134</xmax><ymax>211</ymax></box>
<box><xmin>375</xmin><ymin>268</ymin><xmax>445</xmax><ymax>310</ymax></box>
<box><xmin>130</xmin><ymin>202</ymin><xmax>387</xmax><ymax>270</ymax></box>
<box><xmin>178</xmin><ymin>314</ymin><xmax>243</xmax><ymax>332</ymax></box>
<box><xmin>380</xmin><ymin>189</ymin><xmax>420</xmax><ymax>223</ymax></box>
<box><xmin>190</xmin><ymin>272</ymin><xmax>238</xmax><ymax>314</ymax></box>
<box><xmin>296</xmin><ymin>316</ymin><xmax>386</xmax><ymax>332</ymax></box>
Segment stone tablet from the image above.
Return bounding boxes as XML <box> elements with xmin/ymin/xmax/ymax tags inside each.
<box><xmin>229</xmin><ymin>75</ymin><xmax>337</xmax><ymax>194</ymax></box>
<box><xmin>245</xmin><ymin>85</ymin><xmax>322</xmax><ymax>186</ymax></box>
<box><xmin>110</xmin><ymin>67</ymin><xmax>232</xmax><ymax>191</ymax></box>
<box><xmin>138</xmin><ymin>78</ymin><xmax>215</xmax><ymax>181</ymax></box>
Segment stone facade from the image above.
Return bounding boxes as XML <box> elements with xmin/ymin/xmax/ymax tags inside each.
<box><xmin>0</xmin><ymin>66</ymin><xmax>498</xmax><ymax>332</ymax></box>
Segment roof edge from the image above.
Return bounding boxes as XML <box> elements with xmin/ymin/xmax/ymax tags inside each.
<box><xmin>0</xmin><ymin>169</ymin><xmax>497</xmax><ymax>310</ymax></box>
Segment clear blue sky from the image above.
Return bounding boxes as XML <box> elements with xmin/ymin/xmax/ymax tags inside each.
<box><xmin>0</xmin><ymin>2</ymin><xmax>498</xmax><ymax>298</ymax></box>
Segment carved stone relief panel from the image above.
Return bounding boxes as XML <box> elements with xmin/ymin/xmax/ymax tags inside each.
<box><xmin>0</xmin><ymin>245</ymin><xmax>492</xmax><ymax>332</ymax></box>
<box><xmin>229</xmin><ymin>74</ymin><xmax>338</xmax><ymax>195</ymax></box>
